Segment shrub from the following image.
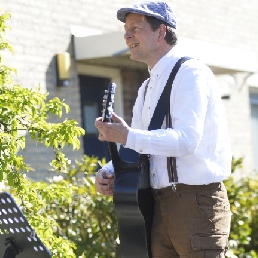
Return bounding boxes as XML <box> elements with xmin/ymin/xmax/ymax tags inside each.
<box><xmin>225</xmin><ymin>157</ymin><xmax>258</xmax><ymax>258</ymax></box>
<box><xmin>0</xmin><ymin>9</ymin><xmax>84</xmax><ymax>257</ymax></box>
<box><xmin>46</xmin><ymin>155</ymin><xmax>119</xmax><ymax>258</ymax></box>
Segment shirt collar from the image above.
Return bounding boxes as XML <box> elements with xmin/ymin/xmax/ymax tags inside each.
<box><xmin>148</xmin><ymin>48</ymin><xmax>176</xmax><ymax>79</ymax></box>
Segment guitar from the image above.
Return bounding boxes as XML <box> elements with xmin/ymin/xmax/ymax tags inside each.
<box><xmin>102</xmin><ymin>83</ymin><xmax>153</xmax><ymax>258</ymax></box>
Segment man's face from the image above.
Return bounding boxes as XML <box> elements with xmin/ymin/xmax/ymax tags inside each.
<box><xmin>124</xmin><ymin>13</ymin><xmax>160</xmax><ymax>67</ymax></box>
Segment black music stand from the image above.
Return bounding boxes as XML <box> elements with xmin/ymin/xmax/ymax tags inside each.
<box><xmin>0</xmin><ymin>192</ymin><xmax>51</xmax><ymax>258</ymax></box>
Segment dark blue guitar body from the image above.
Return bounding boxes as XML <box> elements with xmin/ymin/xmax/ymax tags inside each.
<box><xmin>102</xmin><ymin>83</ymin><xmax>153</xmax><ymax>258</ymax></box>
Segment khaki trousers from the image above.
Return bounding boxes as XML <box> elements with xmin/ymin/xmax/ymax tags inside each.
<box><xmin>151</xmin><ymin>182</ymin><xmax>231</xmax><ymax>258</ymax></box>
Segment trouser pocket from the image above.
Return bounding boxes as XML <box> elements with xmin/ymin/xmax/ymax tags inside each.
<box><xmin>190</xmin><ymin>233</ymin><xmax>228</xmax><ymax>250</ymax></box>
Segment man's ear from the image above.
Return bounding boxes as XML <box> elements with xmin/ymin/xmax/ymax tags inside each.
<box><xmin>158</xmin><ymin>24</ymin><xmax>167</xmax><ymax>40</ymax></box>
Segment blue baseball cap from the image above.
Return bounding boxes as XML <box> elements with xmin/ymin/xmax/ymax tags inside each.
<box><xmin>117</xmin><ymin>1</ymin><xmax>176</xmax><ymax>29</ymax></box>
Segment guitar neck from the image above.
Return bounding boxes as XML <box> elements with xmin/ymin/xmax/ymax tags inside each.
<box><xmin>102</xmin><ymin>82</ymin><xmax>116</xmax><ymax>122</ymax></box>
<box><xmin>102</xmin><ymin>83</ymin><xmax>125</xmax><ymax>169</ymax></box>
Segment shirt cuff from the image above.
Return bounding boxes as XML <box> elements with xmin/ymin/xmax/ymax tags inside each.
<box><xmin>125</xmin><ymin>128</ymin><xmax>151</xmax><ymax>154</ymax></box>
<box><xmin>124</xmin><ymin>128</ymin><xmax>136</xmax><ymax>150</ymax></box>
<box><xmin>102</xmin><ymin>161</ymin><xmax>114</xmax><ymax>174</ymax></box>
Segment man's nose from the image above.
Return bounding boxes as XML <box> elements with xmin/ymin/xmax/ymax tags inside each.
<box><xmin>124</xmin><ymin>30</ymin><xmax>132</xmax><ymax>40</ymax></box>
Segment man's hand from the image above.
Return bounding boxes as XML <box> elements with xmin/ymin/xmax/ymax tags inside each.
<box><xmin>95</xmin><ymin>169</ymin><xmax>114</xmax><ymax>196</ymax></box>
<box><xmin>95</xmin><ymin>113</ymin><xmax>129</xmax><ymax>145</ymax></box>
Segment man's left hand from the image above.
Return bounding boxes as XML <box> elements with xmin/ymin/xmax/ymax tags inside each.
<box><xmin>95</xmin><ymin>113</ymin><xmax>129</xmax><ymax>145</ymax></box>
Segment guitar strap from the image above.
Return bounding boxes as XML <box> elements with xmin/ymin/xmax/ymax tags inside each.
<box><xmin>144</xmin><ymin>56</ymin><xmax>192</xmax><ymax>185</ymax></box>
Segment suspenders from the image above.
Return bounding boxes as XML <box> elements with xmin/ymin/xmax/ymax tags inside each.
<box><xmin>143</xmin><ymin>57</ymin><xmax>192</xmax><ymax>189</ymax></box>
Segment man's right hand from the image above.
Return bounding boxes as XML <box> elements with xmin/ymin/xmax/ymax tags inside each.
<box><xmin>95</xmin><ymin>169</ymin><xmax>114</xmax><ymax>196</ymax></box>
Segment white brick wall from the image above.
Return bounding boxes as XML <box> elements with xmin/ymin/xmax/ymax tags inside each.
<box><xmin>2</xmin><ymin>0</ymin><xmax>258</xmax><ymax>177</ymax></box>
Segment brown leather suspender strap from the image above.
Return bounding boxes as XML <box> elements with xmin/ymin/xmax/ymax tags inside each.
<box><xmin>166</xmin><ymin>108</ymin><xmax>178</xmax><ymax>183</ymax></box>
<box><xmin>144</xmin><ymin>80</ymin><xmax>178</xmax><ymax>184</ymax></box>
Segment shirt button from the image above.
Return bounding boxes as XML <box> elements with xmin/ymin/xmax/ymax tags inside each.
<box><xmin>139</xmin><ymin>149</ymin><xmax>142</xmax><ymax>152</ymax></box>
<box><xmin>148</xmin><ymin>107</ymin><xmax>150</xmax><ymax>109</ymax></box>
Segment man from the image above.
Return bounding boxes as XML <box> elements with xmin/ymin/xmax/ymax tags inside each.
<box><xmin>95</xmin><ymin>1</ymin><xmax>232</xmax><ymax>257</ymax></box>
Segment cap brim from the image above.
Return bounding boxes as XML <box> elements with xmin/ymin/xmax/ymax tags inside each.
<box><xmin>117</xmin><ymin>7</ymin><xmax>176</xmax><ymax>29</ymax></box>
<box><xmin>117</xmin><ymin>8</ymin><xmax>154</xmax><ymax>23</ymax></box>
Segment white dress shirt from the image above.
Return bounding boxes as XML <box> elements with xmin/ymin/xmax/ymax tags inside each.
<box><xmin>103</xmin><ymin>48</ymin><xmax>231</xmax><ymax>189</ymax></box>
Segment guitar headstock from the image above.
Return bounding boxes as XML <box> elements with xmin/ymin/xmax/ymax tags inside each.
<box><xmin>102</xmin><ymin>82</ymin><xmax>116</xmax><ymax>122</ymax></box>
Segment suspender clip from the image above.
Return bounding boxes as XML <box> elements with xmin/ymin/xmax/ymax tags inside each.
<box><xmin>171</xmin><ymin>182</ymin><xmax>177</xmax><ymax>192</ymax></box>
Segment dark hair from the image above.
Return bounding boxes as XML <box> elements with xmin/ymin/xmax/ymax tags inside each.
<box><xmin>145</xmin><ymin>15</ymin><xmax>177</xmax><ymax>46</ymax></box>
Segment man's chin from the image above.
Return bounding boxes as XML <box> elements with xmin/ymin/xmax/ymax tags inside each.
<box><xmin>129</xmin><ymin>54</ymin><xmax>135</xmax><ymax>60</ymax></box>
<box><xmin>130</xmin><ymin>53</ymin><xmax>139</xmax><ymax>62</ymax></box>
<box><xmin>130</xmin><ymin>55</ymin><xmax>146</xmax><ymax>65</ymax></box>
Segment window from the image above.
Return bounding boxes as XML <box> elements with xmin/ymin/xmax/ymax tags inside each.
<box><xmin>83</xmin><ymin>102</ymin><xmax>98</xmax><ymax>134</ymax></box>
<box><xmin>250</xmin><ymin>91</ymin><xmax>258</xmax><ymax>172</ymax></box>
